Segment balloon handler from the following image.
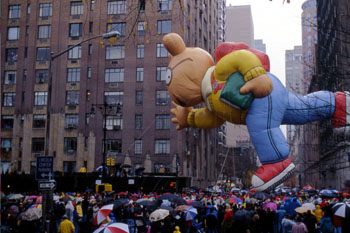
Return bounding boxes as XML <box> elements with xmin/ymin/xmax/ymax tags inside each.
<box><xmin>162</xmin><ymin>33</ymin><xmax>350</xmax><ymax>192</ymax></box>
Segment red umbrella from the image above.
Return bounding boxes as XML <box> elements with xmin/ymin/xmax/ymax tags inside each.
<box><xmin>228</xmin><ymin>197</ymin><xmax>238</xmax><ymax>204</ymax></box>
<box><xmin>93</xmin><ymin>222</ymin><xmax>129</xmax><ymax>233</ymax></box>
<box><xmin>94</xmin><ymin>204</ymin><xmax>114</xmax><ymax>225</ymax></box>
<box><xmin>35</xmin><ymin>196</ymin><xmax>43</xmax><ymax>204</ymax></box>
<box><xmin>118</xmin><ymin>192</ymin><xmax>127</xmax><ymax>196</ymax></box>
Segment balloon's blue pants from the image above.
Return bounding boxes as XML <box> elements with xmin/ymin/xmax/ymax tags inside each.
<box><xmin>246</xmin><ymin>73</ymin><xmax>335</xmax><ymax>164</ymax></box>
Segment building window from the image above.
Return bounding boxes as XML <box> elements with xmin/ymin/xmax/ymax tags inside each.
<box><xmin>67</xmin><ymin>68</ymin><xmax>81</xmax><ymax>82</ymax></box>
<box><xmin>88</xmin><ymin>67</ymin><xmax>92</xmax><ymax>78</ymax></box>
<box><xmin>1</xmin><ymin>115</ymin><xmax>14</xmax><ymax>129</ymax></box>
<box><xmin>155</xmin><ymin>139</ymin><xmax>170</xmax><ymax>154</ymax></box>
<box><xmin>27</xmin><ymin>4</ymin><xmax>31</xmax><ymax>14</ymax></box>
<box><xmin>6</xmin><ymin>48</ymin><xmax>18</xmax><ymax>62</ymax></box>
<box><xmin>137</xmin><ymin>44</ymin><xmax>144</xmax><ymax>58</ymax></box>
<box><xmin>36</xmin><ymin>47</ymin><xmax>50</xmax><ymax>61</ymax></box>
<box><xmin>156</xmin><ymin>114</ymin><xmax>170</xmax><ymax>129</ymax></box>
<box><xmin>70</xmin><ymin>23</ymin><xmax>83</xmax><ymax>37</ymax></box>
<box><xmin>106</xmin><ymin>45</ymin><xmax>125</xmax><ymax>60</ymax></box>
<box><xmin>136</xmin><ymin>67</ymin><xmax>144</xmax><ymax>82</ymax></box>
<box><xmin>157</xmin><ymin>20</ymin><xmax>171</xmax><ymax>34</ymax></box>
<box><xmin>33</xmin><ymin>114</ymin><xmax>46</xmax><ymax>128</ymax></box>
<box><xmin>34</xmin><ymin>92</ymin><xmax>48</xmax><ymax>106</ymax></box>
<box><xmin>35</xmin><ymin>70</ymin><xmax>49</xmax><ymax>84</ymax></box>
<box><xmin>88</xmin><ymin>44</ymin><xmax>92</xmax><ymax>55</ymax></box>
<box><xmin>32</xmin><ymin>138</ymin><xmax>45</xmax><ymax>153</ymax></box>
<box><xmin>9</xmin><ymin>5</ymin><xmax>21</xmax><ymax>19</ymax></box>
<box><xmin>66</xmin><ymin>91</ymin><xmax>79</xmax><ymax>105</ymax></box>
<box><xmin>71</xmin><ymin>1</ymin><xmax>84</xmax><ymax>15</ymax></box>
<box><xmin>158</xmin><ymin>0</ymin><xmax>172</xmax><ymax>11</ymax></box>
<box><xmin>23</xmin><ymin>69</ymin><xmax>27</xmax><ymax>80</ymax></box>
<box><xmin>108</xmin><ymin>1</ymin><xmax>126</xmax><ymax>15</ymax></box>
<box><xmin>103</xmin><ymin>139</ymin><xmax>122</xmax><ymax>153</ymax></box>
<box><xmin>156</xmin><ymin>43</ymin><xmax>169</xmax><ymax>57</ymax></box>
<box><xmin>4</xmin><ymin>71</ymin><xmax>16</xmax><ymax>85</ymax></box>
<box><xmin>136</xmin><ymin>91</ymin><xmax>143</xmax><ymax>105</ymax></box>
<box><xmin>65</xmin><ymin>114</ymin><xmax>79</xmax><ymax>128</ymax></box>
<box><xmin>156</xmin><ymin>90</ymin><xmax>170</xmax><ymax>105</ymax></box>
<box><xmin>26</xmin><ymin>26</ymin><xmax>30</xmax><ymax>36</ymax></box>
<box><xmin>63</xmin><ymin>161</ymin><xmax>76</xmax><ymax>173</ymax></box>
<box><xmin>1</xmin><ymin>139</ymin><xmax>12</xmax><ymax>160</ymax></box>
<box><xmin>3</xmin><ymin>93</ymin><xmax>16</xmax><ymax>106</ymax></box>
<box><xmin>135</xmin><ymin>115</ymin><xmax>143</xmax><ymax>129</ymax></box>
<box><xmin>25</xmin><ymin>47</ymin><xmax>28</xmax><ymax>58</ymax></box>
<box><xmin>38</xmin><ymin>25</ymin><xmax>51</xmax><ymax>39</ymax></box>
<box><xmin>39</xmin><ymin>3</ymin><xmax>52</xmax><ymax>17</ymax></box>
<box><xmin>107</xmin><ymin>23</ymin><xmax>126</xmax><ymax>36</ymax></box>
<box><xmin>135</xmin><ymin>139</ymin><xmax>142</xmax><ymax>154</ymax></box>
<box><xmin>68</xmin><ymin>45</ymin><xmax>82</xmax><ymax>59</ymax></box>
<box><xmin>104</xmin><ymin>92</ymin><xmax>124</xmax><ymax>105</ymax></box>
<box><xmin>105</xmin><ymin>115</ymin><xmax>123</xmax><ymax>130</ymax></box>
<box><xmin>138</xmin><ymin>21</ymin><xmax>146</xmax><ymax>35</ymax></box>
<box><xmin>91</xmin><ymin>0</ymin><xmax>95</xmax><ymax>10</ymax></box>
<box><xmin>7</xmin><ymin>27</ymin><xmax>20</xmax><ymax>40</ymax></box>
<box><xmin>64</xmin><ymin>137</ymin><xmax>77</xmax><ymax>152</ymax></box>
<box><xmin>156</xmin><ymin>67</ymin><xmax>168</xmax><ymax>81</ymax></box>
<box><xmin>105</xmin><ymin>68</ymin><xmax>124</xmax><ymax>83</ymax></box>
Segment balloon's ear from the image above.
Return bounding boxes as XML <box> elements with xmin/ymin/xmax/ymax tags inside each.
<box><xmin>162</xmin><ymin>33</ymin><xmax>186</xmax><ymax>56</ymax></box>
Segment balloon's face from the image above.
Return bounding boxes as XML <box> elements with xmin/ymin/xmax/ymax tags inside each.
<box><xmin>166</xmin><ymin>47</ymin><xmax>214</xmax><ymax>107</ymax></box>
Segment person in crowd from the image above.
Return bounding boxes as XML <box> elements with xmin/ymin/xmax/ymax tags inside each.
<box><xmin>303</xmin><ymin>210</ymin><xmax>317</xmax><ymax>233</ymax></box>
<box><xmin>281</xmin><ymin>213</ymin><xmax>295</xmax><ymax>233</ymax></box>
<box><xmin>291</xmin><ymin>215</ymin><xmax>308</xmax><ymax>233</ymax></box>
<box><xmin>313</xmin><ymin>205</ymin><xmax>322</xmax><ymax>225</ymax></box>
<box><xmin>58</xmin><ymin>215</ymin><xmax>75</xmax><ymax>233</ymax></box>
<box><xmin>319</xmin><ymin>211</ymin><xmax>333</xmax><ymax>233</ymax></box>
<box><xmin>332</xmin><ymin>214</ymin><xmax>342</xmax><ymax>233</ymax></box>
<box><xmin>221</xmin><ymin>204</ymin><xmax>234</xmax><ymax>233</ymax></box>
<box><xmin>205</xmin><ymin>207</ymin><xmax>219</xmax><ymax>233</ymax></box>
<box><xmin>275</xmin><ymin>204</ymin><xmax>286</xmax><ymax>233</ymax></box>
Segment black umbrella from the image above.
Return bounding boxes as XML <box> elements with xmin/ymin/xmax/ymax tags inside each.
<box><xmin>158</xmin><ymin>194</ymin><xmax>180</xmax><ymax>201</ymax></box>
<box><xmin>332</xmin><ymin>202</ymin><xmax>350</xmax><ymax>218</ymax></box>
<box><xmin>233</xmin><ymin>210</ymin><xmax>253</xmax><ymax>225</ymax></box>
<box><xmin>159</xmin><ymin>204</ymin><xmax>176</xmax><ymax>215</ymax></box>
<box><xmin>120</xmin><ymin>164</ymin><xmax>132</xmax><ymax>169</ymax></box>
<box><xmin>138</xmin><ymin>200</ymin><xmax>157</xmax><ymax>208</ymax></box>
<box><xmin>253</xmin><ymin>192</ymin><xmax>270</xmax><ymax>200</ymax></box>
<box><xmin>113</xmin><ymin>198</ymin><xmax>129</xmax><ymax>209</ymax></box>
<box><xmin>102</xmin><ymin>197</ymin><xmax>114</xmax><ymax>204</ymax></box>
<box><xmin>172</xmin><ymin>198</ymin><xmax>187</xmax><ymax>206</ymax></box>
<box><xmin>188</xmin><ymin>201</ymin><xmax>203</xmax><ymax>208</ymax></box>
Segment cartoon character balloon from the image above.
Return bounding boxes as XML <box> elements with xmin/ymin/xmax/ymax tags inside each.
<box><xmin>162</xmin><ymin>33</ymin><xmax>349</xmax><ymax>191</ymax></box>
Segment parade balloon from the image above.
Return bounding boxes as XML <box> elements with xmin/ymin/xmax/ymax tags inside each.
<box><xmin>162</xmin><ymin>33</ymin><xmax>350</xmax><ymax>192</ymax></box>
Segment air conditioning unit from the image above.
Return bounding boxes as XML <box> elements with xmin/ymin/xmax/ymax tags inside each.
<box><xmin>113</xmin><ymin>125</ymin><xmax>121</xmax><ymax>130</ymax></box>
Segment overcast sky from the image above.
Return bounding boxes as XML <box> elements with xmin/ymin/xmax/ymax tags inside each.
<box><xmin>226</xmin><ymin>0</ymin><xmax>304</xmax><ymax>84</ymax></box>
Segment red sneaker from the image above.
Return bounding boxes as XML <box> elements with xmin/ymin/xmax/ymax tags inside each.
<box><xmin>251</xmin><ymin>158</ymin><xmax>295</xmax><ymax>192</ymax></box>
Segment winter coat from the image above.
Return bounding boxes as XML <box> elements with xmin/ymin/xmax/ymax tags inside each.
<box><xmin>320</xmin><ymin>217</ymin><xmax>333</xmax><ymax>233</ymax></box>
<box><xmin>314</xmin><ymin>205</ymin><xmax>322</xmax><ymax>224</ymax></box>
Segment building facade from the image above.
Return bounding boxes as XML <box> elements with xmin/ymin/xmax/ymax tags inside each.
<box><xmin>1</xmin><ymin>0</ymin><xmax>222</xmax><ymax>188</ymax></box>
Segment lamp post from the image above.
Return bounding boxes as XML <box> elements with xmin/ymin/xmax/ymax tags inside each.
<box><xmin>43</xmin><ymin>31</ymin><xmax>120</xmax><ymax>232</ymax></box>
<box><xmin>90</xmin><ymin>103</ymin><xmax>121</xmax><ymax>183</ymax></box>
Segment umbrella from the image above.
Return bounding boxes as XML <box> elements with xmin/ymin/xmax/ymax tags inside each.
<box><xmin>319</xmin><ymin>189</ymin><xmax>336</xmax><ymax>197</ymax></box>
<box><xmin>113</xmin><ymin>198</ymin><xmax>129</xmax><ymax>209</ymax></box>
<box><xmin>29</xmin><ymin>204</ymin><xmax>42</xmax><ymax>209</ymax></box>
<box><xmin>175</xmin><ymin>205</ymin><xmax>191</xmax><ymax>211</ymax></box>
<box><xmin>228</xmin><ymin>197</ymin><xmax>238</xmax><ymax>204</ymax></box>
<box><xmin>8</xmin><ymin>205</ymin><xmax>19</xmax><ymax>217</ymax></box>
<box><xmin>26</xmin><ymin>195</ymin><xmax>38</xmax><ymax>200</ymax></box>
<box><xmin>295</xmin><ymin>206</ymin><xmax>312</xmax><ymax>214</ymax></box>
<box><xmin>171</xmin><ymin>198</ymin><xmax>187</xmax><ymax>206</ymax></box>
<box><xmin>94</xmin><ymin>204</ymin><xmax>114</xmax><ymax>225</ymax></box>
<box><xmin>231</xmin><ymin>187</ymin><xmax>241</xmax><ymax>192</ymax></box>
<box><xmin>159</xmin><ymin>204</ymin><xmax>175</xmax><ymax>215</ymax></box>
<box><xmin>183</xmin><ymin>206</ymin><xmax>198</xmax><ymax>221</ymax></box>
<box><xmin>302</xmin><ymin>185</ymin><xmax>315</xmax><ymax>191</ymax></box>
<box><xmin>149</xmin><ymin>209</ymin><xmax>170</xmax><ymax>222</ymax></box>
<box><xmin>93</xmin><ymin>222</ymin><xmax>130</xmax><ymax>233</ymax></box>
<box><xmin>86</xmin><ymin>188</ymin><xmax>94</xmax><ymax>192</ymax></box>
<box><xmin>302</xmin><ymin>203</ymin><xmax>316</xmax><ymax>211</ymax></box>
<box><xmin>120</xmin><ymin>164</ymin><xmax>132</xmax><ymax>169</ymax></box>
<box><xmin>22</xmin><ymin>208</ymin><xmax>42</xmax><ymax>221</ymax></box>
<box><xmin>102</xmin><ymin>197</ymin><xmax>114</xmax><ymax>204</ymax></box>
<box><xmin>118</xmin><ymin>192</ymin><xmax>127</xmax><ymax>196</ymax></box>
<box><xmin>187</xmin><ymin>200</ymin><xmax>203</xmax><ymax>208</ymax></box>
<box><xmin>332</xmin><ymin>202</ymin><xmax>350</xmax><ymax>218</ymax></box>
<box><xmin>8</xmin><ymin>194</ymin><xmax>24</xmax><ymax>200</ymax></box>
<box><xmin>158</xmin><ymin>194</ymin><xmax>180</xmax><ymax>201</ymax></box>
<box><xmin>263</xmin><ymin>202</ymin><xmax>278</xmax><ymax>211</ymax></box>
<box><xmin>253</xmin><ymin>192</ymin><xmax>270</xmax><ymax>200</ymax></box>
<box><xmin>35</xmin><ymin>196</ymin><xmax>43</xmax><ymax>204</ymax></box>
<box><xmin>137</xmin><ymin>200</ymin><xmax>157</xmax><ymax>208</ymax></box>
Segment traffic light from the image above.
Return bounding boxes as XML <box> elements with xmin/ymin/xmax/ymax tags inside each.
<box><xmin>110</xmin><ymin>158</ymin><xmax>115</xmax><ymax>166</ymax></box>
<box><xmin>106</xmin><ymin>158</ymin><xmax>111</xmax><ymax>166</ymax></box>
<box><xmin>169</xmin><ymin>182</ymin><xmax>176</xmax><ymax>188</ymax></box>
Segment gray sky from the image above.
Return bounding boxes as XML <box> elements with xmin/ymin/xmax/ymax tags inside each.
<box><xmin>226</xmin><ymin>0</ymin><xmax>303</xmax><ymax>84</ymax></box>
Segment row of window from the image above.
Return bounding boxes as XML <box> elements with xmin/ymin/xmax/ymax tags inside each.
<box><xmin>2</xmin><ymin>113</ymin><xmax>170</xmax><ymax>130</ymax></box>
<box><xmin>5</xmin><ymin>43</ymin><xmax>168</xmax><ymax>62</ymax></box>
<box><xmin>8</xmin><ymin>1</ymin><xmax>172</xmax><ymax>20</ymax></box>
<box><xmin>7</xmin><ymin>19</ymin><xmax>171</xmax><ymax>42</ymax></box>
<box><xmin>2</xmin><ymin>90</ymin><xmax>170</xmax><ymax>107</ymax></box>
<box><xmin>1</xmin><ymin>137</ymin><xmax>171</xmax><ymax>155</ymax></box>
<box><xmin>4</xmin><ymin>66</ymin><xmax>172</xmax><ymax>84</ymax></box>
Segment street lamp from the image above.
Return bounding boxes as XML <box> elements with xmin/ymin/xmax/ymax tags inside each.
<box><xmin>90</xmin><ymin>102</ymin><xmax>121</xmax><ymax>183</ymax></box>
<box><xmin>42</xmin><ymin>31</ymin><xmax>120</xmax><ymax>230</ymax></box>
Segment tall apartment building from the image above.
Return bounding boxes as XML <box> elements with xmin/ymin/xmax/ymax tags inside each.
<box><xmin>312</xmin><ymin>0</ymin><xmax>350</xmax><ymax>189</ymax></box>
<box><xmin>1</xmin><ymin>0</ymin><xmax>222</xmax><ymax>188</ymax></box>
<box><xmin>254</xmin><ymin>39</ymin><xmax>266</xmax><ymax>53</ymax></box>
